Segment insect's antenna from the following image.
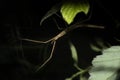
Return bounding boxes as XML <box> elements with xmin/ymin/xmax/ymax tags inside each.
<box><xmin>52</xmin><ymin>17</ymin><xmax>63</xmax><ymax>30</ymax></box>
<box><xmin>55</xmin><ymin>13</ymin><xmax>62</xmax><ymax>19</ymax></box>
<box><xmin>35</xmin><ymin>41</ymin><xmax>56</xmax><ymax>72</ymax></box>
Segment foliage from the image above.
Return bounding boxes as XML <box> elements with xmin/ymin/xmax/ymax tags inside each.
<box><xmin>69</xmin><ymin>41</ymin><xmax>78</xmax><ymax>64</ymax></box>
<box><xmin>89</xmin><ymin>46</ymin><xmax>120</xmax><ymax>80</ymax></box>
<box><xmin>60</xmin><ymin>0</ymin><xmax>90</xmax><ymax>24</ymax></box>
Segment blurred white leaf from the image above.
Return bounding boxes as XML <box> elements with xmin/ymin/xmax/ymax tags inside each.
<box><xmin>88</xmin><ymin>46</ymin><xmax>120</xmax><ymax>80</ymax></box>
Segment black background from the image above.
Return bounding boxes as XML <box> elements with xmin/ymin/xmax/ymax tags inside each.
<box><xmin>0</xmin><ymin>0</ymin><xmax>120</xmax><ymax>80</ymax></box>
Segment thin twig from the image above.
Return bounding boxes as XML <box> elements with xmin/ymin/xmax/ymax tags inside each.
<box><xmin>66</xmin><ymin>66</ymin><xmax>92</xmax><ymax>79</ymax></box>
<box><xmin>74</xmin><ymin>64</ymin><xmax>83</xmax><ymax>71</ymax></box>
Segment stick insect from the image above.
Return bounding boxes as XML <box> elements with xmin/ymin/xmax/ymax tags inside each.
<box><xmin>21</xmin><ymin>2</ymin><xmax>104</xmax><ymax>72</ymax></box>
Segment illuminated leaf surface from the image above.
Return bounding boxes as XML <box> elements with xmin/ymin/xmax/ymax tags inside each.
<box><xmin>60</xmin><ymin>0</ymin><xmax>90</xmax><ymax>24</ymax></box>
<box><xmin>88</xmin><ymin>46</ymin><xmax>120</xmax><ymax>80</ymax></box>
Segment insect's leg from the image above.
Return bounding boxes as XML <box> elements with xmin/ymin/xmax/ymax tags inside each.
<box><xmin>35</xmin><ymin>41</ymin><xmax>56</xmax><ymax>71</ymax></box>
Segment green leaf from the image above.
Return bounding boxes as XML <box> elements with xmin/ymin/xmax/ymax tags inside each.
<box><xmin>90</xmin><ymin>43</ymin><xmax>102</xmax><ymax>52</ymax></box>
<box><xmin>40</xmin><ymin>3</ymin><xmax>61</xmax><ymax>26</ymax></box>
<box><xmin>69</xmin><ymin>42</ymin><xmax>78</xmax><ymax>64</ymax></box>
<box><xmin>60</xmin><ymin>0</ymin><xmax>90</xmax><ymax>24</ymax></box>
<box><xmin>90</xmin><ymin>38</ymin><xmax>109</xmax><ymax>52</ymax></box>
<box><xmin>88</xmin><ymin>46</ymin><xmax>120</xmax><ymax>80</ymax></box>
<box><xmin>65</xmin><ymin>78</ymin><xmax>72</xmax><ymax>80</ymax></box>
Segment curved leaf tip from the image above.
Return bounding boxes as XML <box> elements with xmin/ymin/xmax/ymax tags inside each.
<box><xmin>40</xmin><ymin>3</ymin><xmax>61</xmax><ymax>26</ymax></box>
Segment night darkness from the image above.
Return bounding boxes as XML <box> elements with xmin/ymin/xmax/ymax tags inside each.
<box><xmin>1</xmin><ymin>0</ymin><xmax>120</xmax><ymax>80</ymax></box>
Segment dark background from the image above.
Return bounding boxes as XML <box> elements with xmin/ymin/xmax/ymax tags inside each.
<box><xmin>0</xmin><ymin>0</ymin><xmax>120</xmax><ymax>80</ymax></box>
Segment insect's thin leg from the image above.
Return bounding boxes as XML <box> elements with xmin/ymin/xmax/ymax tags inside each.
<box><xmin>55</xmin><ymin>13</ymin><xmax>69</xmax><ymax>28</ymax></box>
<box><xmin>19</xmin><ymin>38</ymin><xmax>25</xmax><ymax>58</ymax></box>
<box><xmin>55</xmin><ymin>13</ymin><xmax>63</xmax><ymax>19</ymax></box>
<box><xmin>35</xmin><ymin>41</ymin><xmax>56</xmax><ymax>72</ymax></box>
<box><xmin>15</xmin><ymin>27</ymin><xmax>25</xmax><ymax>59</ymax></box>
<box><xmin>21</xmin><ymin>38</ymin><xmax>52</xmax><ymax>44</ymax></box>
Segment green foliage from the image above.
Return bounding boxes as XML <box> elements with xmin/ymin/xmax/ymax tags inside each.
<box><xmin>22</xmin><ymin>0</ymin><xmax>120</xmax><ymax>80</ymax></box>
<box><xmin>60</xmin><ymin>0</ymin><xmax>90</xmax><ymax>24</ymax></box>
<box><xmin>69</xmin><ymin>42</ymin><xmax>78</xmax><ymax>64</ymax></box>
<box><xmin>90</xmin><ymin>43</ymin><xmax>102</xmax><ymax>52</ymax></box>
<box><xmin>90</xmin><ymin>38</ymin><xmax>110</xmax><ymax>52</ymax></box>
<box><xmin>40</xmin><ymin>0</ymin><xmax>90</xmax><ymax>26</ymax></box>
<box><xmin>66</xmin><ymin>42</ymin><xmax>90</xmax><ymax>80</ymax></box>
<box><xmin>88</xmin><ymin>46</ymin><xmax>120</xmax><ymax>80</ymax></box>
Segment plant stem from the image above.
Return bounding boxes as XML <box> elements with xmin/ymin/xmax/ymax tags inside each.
<box><xmin>67</xmin><ymin>66</ymin><xmax>91</xmax><ymax>79</ymax></box>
